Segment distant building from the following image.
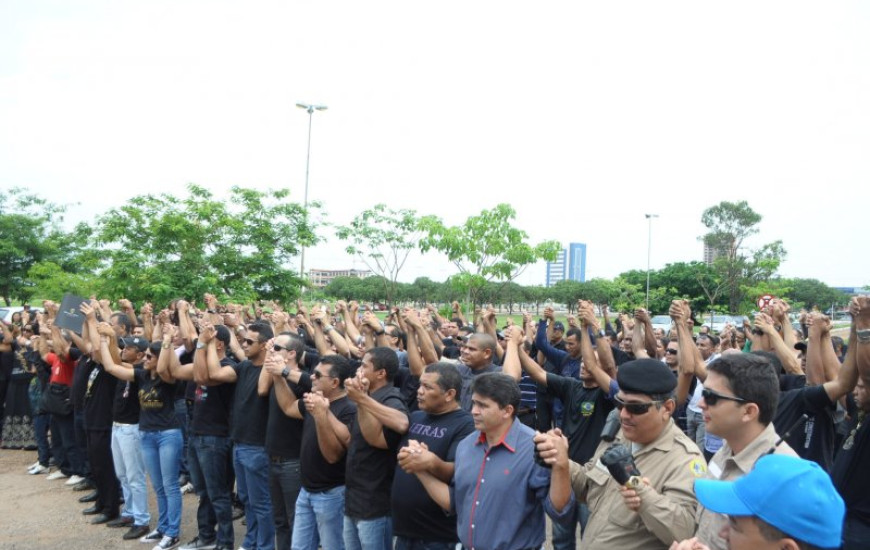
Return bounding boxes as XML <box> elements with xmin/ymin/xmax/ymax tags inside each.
<box><xmin>703</xmin><ymin>242</ymin><xmax>722</xmax><ymax>266</ymax></box>
<box><xmin>308</xmin><ymin>268</ymin><xmax>372</xmax><ymax>289</ymax></box>
<box><xmin>546</xmin><ymin>242</ymin><xmax>586</xmax><ymax>287</ymax></box>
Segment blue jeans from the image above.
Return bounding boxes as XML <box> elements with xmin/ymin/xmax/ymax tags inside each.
<box><xmin>140</xmin><ymin>429</ymin><xmax>183</xmax><ymax>537</ymax></box>
<box><xmin>394</xmin><ymin>537</ymin><xmax>455</xmax><ymax>550</ymax></box>
<box><xmin>291</xmin><ymin>486</ymin><xmax>345</xmax><ymax>550</ymax></box>
<box><xmin>551</xmin><ymin>502</ymin><xmax>590</xmax><ymax>550</ymax></box>
<box><xmin>112</xmin><ymin>423</ymin><xmax>150</xmax><ymax>526</ymax></box>
<box><xmin>34</xmin><ymin>413</ymin><xmax>51</xmax><ymax>466</ymax></box>
<box><xmin>269</xmin><ymin>458</ymin><xmax>302</xmax><ymax>550</ymax></box>
<box><xmin>343</xmin><ymin>515</ymin><xmax>392</xmax><ymax>550</ymax></box>
<box><xmin>234</xmin><ymin>443</ymin><xmax>275</xmax><ymax>550</ymax></box>
<box><xmin>188</xmin><ymin>434</ymin><xmax>234</xmax><ymax>546</ymax></box>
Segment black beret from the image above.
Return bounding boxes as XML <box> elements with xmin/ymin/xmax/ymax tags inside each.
<box><xmin>617</xmin><ymin>358</ymin><xmax>677</xmax><ymax>395</ymax></box>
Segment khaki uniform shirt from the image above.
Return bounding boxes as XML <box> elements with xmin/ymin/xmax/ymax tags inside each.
<box><xmin>695</xmin><ymin>423</ymin><xmax>798</xmax><ymax>550</ymax></box>
<box><xmin>569</xmin><ymin>419</ymin><xmax>706</xmax><ymax>550</ymax></box>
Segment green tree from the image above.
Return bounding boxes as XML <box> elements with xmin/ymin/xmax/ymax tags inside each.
<box><xmin>0</xmin><ymin>188</ymin><xmax>93</xmax><ymax>305</ymax></box>
<box><xmin>336</xmin><ymin>204</ymin><xmax>423</xmax><ymax>306</ymax></box>
<box><xmin>701</xmin><ymin>201</ymin><xmax>786</xmax><ymax>312</ymax></box>
<box><xmin>419</xmin><ymin>204</ymin><xmax>561</xmax><ymax>309</ymax></box>
<box><xmin>550</xmin><ymin>280</ymin><xmax>585</xmax><ymax>312</ymax></box>
<box><xmin>94</xmin><ymin>184</ymin><xmax>317</xmax><ymax>306</ymax></box>
<box><xmin>783</xmin><ymin>278</ymin><xmax>847</xmax><ymax>311</ymax></box>
<box><xmin>407</xmin><ymin>277</ymin><xmax>442</xmax><ymax>305</ymax></box>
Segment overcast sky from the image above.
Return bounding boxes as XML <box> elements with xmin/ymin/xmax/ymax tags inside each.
<box><xmin>2</xmin><ymin>1</ymin><xmax>868</xmax><ymax>289</ymax></box>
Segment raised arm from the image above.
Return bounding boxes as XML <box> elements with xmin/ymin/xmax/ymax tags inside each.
<box><xmin>635</xmin><ymin>308</ymin><xmax>657</xmax><ymax>358</ymax></box>
<box><xmin>263</xmin><ymin>353</ymin><xmax>303</xmax><ymax>419</ymax></box>
<box><xmin>821</xmin><ymin>309</ymin><xmax>860</xmax><ymax>402</ymax></box>
<box><xmin>306</xmin><ymin>391</ymin><xmax>351</xmax><ymax>464</ymax></box>
<box><xmin>755</xmin><ymin>313</ymin><xmax>801</xmax><ymax>375</ymax></box>
<box><xmin>345</xmin><ymin>373</ymin><xmax>408</xmax><ymax>449</ymax></box>
<box><xmin>579</xmin><ymin>301</ymin><xmax>616</xmax><ymax>390</ymax></box>
<box><xmin>670</xmin><ymin>300</ymin><xmax>702</xmax><ymax>406</ymax></box>
<box><xmin>96</xmin><ymin>324</ymin><xmax>135</xmax><ymax>382</ymax></box>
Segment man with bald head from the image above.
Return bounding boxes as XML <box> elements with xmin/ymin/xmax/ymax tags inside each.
<box><xmin>456</xmin><ymin>332</ymin><xmax>520</xmax><ymax>412</ymax></box>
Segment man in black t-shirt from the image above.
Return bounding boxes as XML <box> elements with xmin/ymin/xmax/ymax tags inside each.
<box><xmin>344</xmin><ymin>347</ymin><xmax>410</xmax><ymax>550</ymax></box>
<box><xmin>261</xmin><ymin>332</ymin><xmax>309</xmax><ymax>550</ymax></box>
<box><xmin>393</xmin><ymin>362</ymin><xmax>474</xmax><ymax>549</ymax></box>
<box><xmin>271</xmin><ymin>354</ymin><xmax>356</xmax><ymax>550</ymax></box>
<box><xmin>166</xmin><ymin>322</ymin><xmax>236</xmax><ymax>550</ymax></box>
<box><xmin>204</xmin><ymin>321</ymin><xmax>275</xmax><ymax>550</ymax></box>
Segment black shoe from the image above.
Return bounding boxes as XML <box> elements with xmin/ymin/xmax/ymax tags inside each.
<box><xmin>213</xmin><ymin>546</ymin><xmax>232</xmax><ymax>550</ymax></box>
<box><xmin>91</xmin><ymin>513</ymin><xmax>117</xmax><ymax>525</ymax></box>
<box><xmin>106</xmin><ymin>516</ymin><xmax>133</xmax><ymax>528</ymax></box>
<box><xmin>73</xmin><ymin>479</ymin><xmax>95</xmax><ymax>491</ymax></box>
<box><xmin>123</xmin><ymin>524</ymin><xmax>150</xmax><ymax>541</ymax></box>
<box><xmin>82</xmin><ymin>505</ymin><xmax>100</xmax><ymax>515</ymax></box>
<box><xmin>78</xmin><ymin>491</ymin><xmax>98</xmax><ymax>503</ymax></box>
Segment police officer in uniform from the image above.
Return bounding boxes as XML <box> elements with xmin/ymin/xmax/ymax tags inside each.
<box><xmin>540</xmin><ymin>358</ymin><xmax>707</xmax><ymax>550</ymax></box>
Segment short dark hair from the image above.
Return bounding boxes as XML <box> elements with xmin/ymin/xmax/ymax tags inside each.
<box><xmin>470</xmin><ymin>373</ymin><xmax>520</xmax><ymax>417</ymax></box>
<box><xmin>248</xmin><ymin>321</ymin><xmax>274</xmax><ymax>342</ymax></box>
<box><xmin>754</xmin><ymin>517</ymin><xmax>821</xmax><ymax>550</ymax></box>
<box><xmin>565</xmin><ymin>327</ymin><xmax>582</xmax><ymax>341</ymax></box>
<box><xmin>424</xmin><ymin>362</ymin><xmax>464</xmax><ymax>400</ymax></box>
<box><xmin>320</xmin><ymin>354</ymin><xmax>354</xmax><ymax>385</ymax></box>
<box><xmin>277</xmin><ymin>333</ymin><xmax>306</xmax><ymax>359</ymax></box>
<box><xmin>111</xmin><ymin>313</ymin><xmax>132</xmax><ymax>336</ymax></box>
<box><xmin>697</xmin><ymin>333</ymin><xmax>719</xmax><ymax>347</ymax></box>
<box><xmin>367</xmin><ymin>346</ymin><xmax>399</xmax><ymax>382</ymax></box>
<box><xmin>468</xmin><ymin>333</ymin><xmax>497</xmax><ymax>358</ymax></box>
<box><xmin>708</xmin><ymin>353</ymin><xmax>779</xmax><ymax>425</ymax></box>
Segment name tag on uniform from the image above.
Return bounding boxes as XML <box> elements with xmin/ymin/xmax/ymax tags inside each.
<box><xmin>708</xmin><ymin>461</ymin><xmax>722</xmax><ymax>479</ymax></box>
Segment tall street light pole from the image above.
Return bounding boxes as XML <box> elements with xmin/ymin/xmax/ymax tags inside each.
<box><xmin>295</xmin><ymin>102</ymin><xmax>327</xmax><ymax>282</ymax></box>
<box><xmin>645</xmin><ymin>213</ymin><xmax>659</xmax><ymax>310</ymax></box>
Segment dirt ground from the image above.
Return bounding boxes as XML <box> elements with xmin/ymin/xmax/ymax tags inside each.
<box><xmin>0</xmin><ymin>447</ymin><xmax>208</xmax><ymax>550</ymax></box>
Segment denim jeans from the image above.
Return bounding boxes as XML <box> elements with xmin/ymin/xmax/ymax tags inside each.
<box><xmin>551</xmin><ymin>502</ymin><xmax>590</xmax><ymax>550</ymax></box>
<box><xmin>174</xmin><ymin>399</ymin><xmax>190</xmax><ymax>477</ymax></box>
<box><xmin>50</xmin><ymin>413</ymin><xmax>85</xmax><ymax>476</ymax></box>
<box><xmin>34</xmin><ymin>413</ymin><xmax>51</xmax><ymax>466</ymax></box>
<box><xmin>394</xmin><ymin>537</ymin><xmax>456</xmax><ymax>550</ymax></box>
<box><xmin>188</xmin><ymin>434</ymin><xmax>234</xmax><ymax>546</ymax></box>
<box><xmin>291</xmin><ymin>486</ymin><xmax>345</xmax><ymax>550</ymax></box>
<box><xmin>686</xmin><ymin>409</ymin><xmax>706</xmax><ymax>449</ymax></box>
<box><xmin>343</xmin><ymin>515</ymin><xmax>392</xmax><ymax>550</ymax></box>
<box><xmin>140</xmin><ymin>428</ymin><xmax>183</xmax><ymax>537</ymax></box>
<box><xmin>112</xmin><ymin>423</ymin><xmax>150</xmax><ymax>526</ymax></box>
<box><xmin>269</xmin><ymin>458</ymin><xmax>302</xmax><ymax>550</ymax></box>
<box><xmin>234</xmin><ymin>443</ymin><xmax>275</xmax><ymax>550</ymax></box>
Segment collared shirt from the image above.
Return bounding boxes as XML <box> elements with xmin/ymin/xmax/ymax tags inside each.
<box><xmin>696</xmin><ymin>423</ymin><xmax>798</xmax><ymax>550</ymax></box>
<box><xmin>451</xmin><ymin>417</ymin><xmax>563</xmax><ymax>550</ymax></box>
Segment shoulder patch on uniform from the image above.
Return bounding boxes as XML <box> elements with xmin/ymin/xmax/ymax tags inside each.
<box><xmin>689</xmin><ymin>458</ymin><xmax>707</xmax><ymax>478</ymax></box>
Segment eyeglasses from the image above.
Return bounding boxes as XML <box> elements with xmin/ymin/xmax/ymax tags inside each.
<box><xmin>273</xmin><ymin>345</ymin><xmax>287</xmax><ymax>352</ymax></box>
<box><xmin>665</xmin><ymin>348</ymin><xmax>679</xmax><ymax>355</ymax></box>
<box><xmin>613</xmin><ymin>396</ymin><xmax>662</xmax><ymax>415</ymax></box>
<box><xmin>311</xmin><ymin>370</ymin><xmax>332</xmax><ymax>380</ymax></box>
<box><xmin>701</xmin><ymin>388</ymin><xmax>747</xmax><ymax>406</ymax></box>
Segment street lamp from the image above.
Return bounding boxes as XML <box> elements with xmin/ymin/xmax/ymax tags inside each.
<box><xmin>295</xmin><ymin>102</ymin><xmax>327</xmax><ymax>281</ymax></box>
<box><xmin>645</xmin><ymin>214</ymin><xmax>659</xmax><ymax>310</ymax></box>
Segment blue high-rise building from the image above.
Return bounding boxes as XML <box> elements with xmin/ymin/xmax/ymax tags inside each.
<box><xmin>546</xmin><ymin>242</ymin><xmax>586</xmax><ymax>287</ymax></box>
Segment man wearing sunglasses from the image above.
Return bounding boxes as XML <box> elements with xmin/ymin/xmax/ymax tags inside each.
<box><xmin>541</xmin><ymin>358</ymin><xmax>705</xmax><ymax>550</ymax></box>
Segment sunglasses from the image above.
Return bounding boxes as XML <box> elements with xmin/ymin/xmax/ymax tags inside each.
<box><xmin>701</xmin><ymin>388</ymin><xmax>747</xmax><ymax>406</ymax></box>
<box><xmin>311</xmin><ymin>370</ymin><xmax>332</xmax><ymax>380</ymax></box>
<box><xmin>613</xmin><ymin>396</ymin><xmax>662</xmax><ymax>415</ymax></box>
<box><xmin>243</xmin><ymin>338</ymin><xmax>259</xmax><ymax>346</ymax></box>
<box><xmin>273</xmin><ymin>344</ymin><xmax>287</xmax><ymax>352</ymax></box>
<box><xmin>665</xmin><ymin>348</ymin><xmax>679</xmax><ymax>355</ymax></box>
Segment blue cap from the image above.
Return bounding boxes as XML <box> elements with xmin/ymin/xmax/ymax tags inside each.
<box><xmin>694</xmin><ymin>454</ymin><xmax>844</xmax><ymax>548</ymax></box>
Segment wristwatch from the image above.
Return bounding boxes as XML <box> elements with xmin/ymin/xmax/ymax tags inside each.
<box><xmin>281</xmin><ymin>368</ymin><xmax>290</xmax><ymax>379</ymax></box>
<box><xmin>196</xmin><ymin>341</ymin><xmax>205</xmax><ymax>350</ymax></box>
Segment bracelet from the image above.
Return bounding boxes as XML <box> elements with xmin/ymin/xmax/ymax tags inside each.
<box><xmin>162</xmin><ymin>342</ymin><xmax>172</xmax><ymax>350</ymax></box>
<box><xmin>323</xmin><ymin>325</ymin><xmax>334</xmax><ymax>333</ymax></box>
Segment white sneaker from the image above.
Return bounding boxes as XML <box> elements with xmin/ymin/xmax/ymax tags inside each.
<box><xmin>65</xmin><ymin>474</ymin><xmax>86</xmax><ymax>486</ymax></box>
<box><xmin>46</xmin><ymin>470</ymin><xmax>68</xmax><ymax>480</ymax></box>
<box><xmin>26</xmin><ymin>460</ymin><xmax>40</xmax><ymax>470</ymax></box>
<box><xmin>152</xmin><ymin>535</ymin><xmax>180</xmax><ymax>550</ymax></box>
<box><xmin>140</xmin><ymin>529</ymin><xmax>163</xmax><ymax>543</ymax></box>
<box><xmin>180</xmin><ymin>482</ymin><xmax>195</xmax><ymax>494</ymax></box>
<box><xmin>28</xmin><ymin>464</ymin><xmax>49</xmax><ymax>475</ymax></box>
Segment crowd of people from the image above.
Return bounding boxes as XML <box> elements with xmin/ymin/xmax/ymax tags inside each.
<box><xmin>0</xmin><ymin>293</ymin><xmax>868</xmax><ymax>550</ymax></box>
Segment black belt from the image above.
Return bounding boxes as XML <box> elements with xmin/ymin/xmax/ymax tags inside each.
<box><xmin>270</xmin><ymin>455</ymin><xmax>294</xmax><ymax>463</ymax></box>
<box><xmin>517</xmin><ymin>407</ymin><xmax>536</xmax><ymax>416</ymax></box>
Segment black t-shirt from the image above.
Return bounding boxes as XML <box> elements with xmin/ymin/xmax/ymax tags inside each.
<box><xmin>831</xmin><ymin>409</ymin><xmax>870</xmax><ymax>524</ymax></box>
<box><xmin>345</xmin><ymin>385</ymin><xmax>409</xmax><ymax>519</ymax></box>
<box><xmin>299</xmin><ymin>395</ymin><xmax>357</xmax><ymax>491</ymax></box>
<box><xmin>394</xmin><ymin>367</ymin><xmax>420</xmax><ymax>414</ymax></box>
<box><xmin>0</xmin><ymin>341</ymin><xmax>20</xmax><ymax>381</ymax></box>
<box><xmin>266</xmin><ymin>376</ymin><xmax>307</xmax><ymax>459</ymax></box>
<box><xmin>774</xmin><ymin>384</ymin><xmax>836</xmax><ymax>470</ymax></box>
<box><xmin>83</xmin><ymin>359</ymin><xmax>116</xmax><ymax>431</ymax></box>
<box><xmin>191</xmin><ymin>357</ymin><xmax>237</xmax><ymax>437</ymax></box>
<box><xmin>229</xmin><ymin>360</ymin><xmax>270</xmax><ymax>446</ymax></box>
<box><xmin>112</xmin><ymin>367</ymin><xmax>141</xmax><ymax>424</ymax></box>
<box><xmin>546</xmin><ymin>373</ymin><xmax>614</xmax><ymax>463</ymax></box>
<box><xmin>135</xmin><ymin>368</ymin><xmax>181</xmax><ymax>432</ymax></box>
<box><xmin>391</xmin><ymin>408</ymin><xmax>475</xmax><ymax>542</ymax></box>
<box><xmin>70</xmin><ymin>353</ymin><xmax>91</xmax><ymax>410</ymax></box>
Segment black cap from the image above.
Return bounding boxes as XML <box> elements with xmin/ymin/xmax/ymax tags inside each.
<box><xmin>617</xmin><ymin>358</ymin><xmax>677</xmax><ymax>395</ymax></box>
<box><xmin>794</xmin><ymin>341</ymin><xmax>807</xmax><ymax>352</ymax></box>
<box><xmin>215</xmin><ymin>325</ymin><xmax>231</xmax><ymax>346</ymax></box>
<box><xmin>119</xmin><ymin>337</ymin><xmax>149</xmax><ymax>352</ymax></box>
<box><xmin>552</xmin><ymin>321</ymin><xmax>565</xmax><ymax>332</ymax></box>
